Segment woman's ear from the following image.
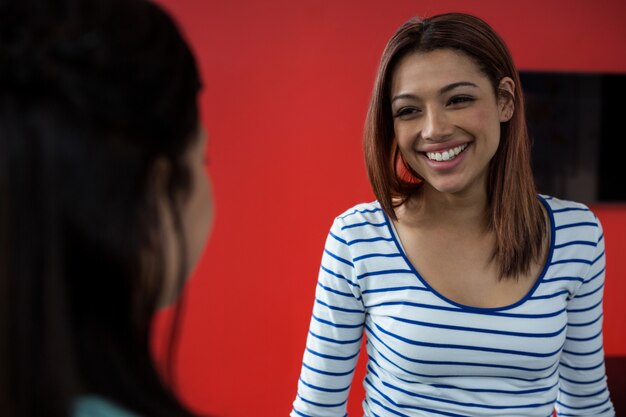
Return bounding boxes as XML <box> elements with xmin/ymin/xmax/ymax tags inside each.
<box><xmin>497</xmin><ymin>76</ymin><xmax>515</xmax><ymax>122</ymax></box>
<box><xmin>151</xmin><ymin>157</ymin><xmax>171</xmax><ymax>196</ymax></box>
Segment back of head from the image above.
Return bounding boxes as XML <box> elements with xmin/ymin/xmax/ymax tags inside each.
<box><xmin>0</xmin><ymin>0</ymin><xmax>201</xmax><ymax>415</ymax></box>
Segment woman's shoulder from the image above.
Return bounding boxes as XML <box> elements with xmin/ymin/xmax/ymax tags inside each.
<box><xmin>73</xmin><ymin>395</ymin><xmax>141</xmax><ymax>417</ymax></box>
<box><xmin>540</xmin><ymin>194</ymin><xmax>602</xmax><ymax>238</ymax></box>
<box><xmin>333</xmin><ymin>201</ymin><xmax>386</xmax><ymax>226</ymax></box>
<box><xmin>540</xmin><ymin>194</ymin><xmax>597</xmax><ymax>220</ymax></box>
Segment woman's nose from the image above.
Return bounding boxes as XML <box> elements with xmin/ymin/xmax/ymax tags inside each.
<box><xmin>421</xmin><ymin>107</ymin><xmax>452</xmax><ymax>141</ymax></box>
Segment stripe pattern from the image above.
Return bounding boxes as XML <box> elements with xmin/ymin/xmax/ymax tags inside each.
<box><xmin>291</xmin><ymin>196</ymin><xmax>614</xmax><ymax>417</ymax></box>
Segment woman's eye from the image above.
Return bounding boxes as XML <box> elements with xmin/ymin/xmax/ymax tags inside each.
<box><xmin>394</xmin><ymin>107</ymin><xmax>420</xmax><ymax>118</ymax></box>
<box><xmin>448</xmin><ymin>96</ymin><xmax>474</xmax><ymax>106</ymax></box>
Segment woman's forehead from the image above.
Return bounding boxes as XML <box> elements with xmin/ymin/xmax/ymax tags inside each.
<box><xmin>391</xmin><ymin>49</ymin><xmax>489</xmax><ymax>97</ymax></box>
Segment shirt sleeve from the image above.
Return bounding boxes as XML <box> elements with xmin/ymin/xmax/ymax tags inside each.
<box><xmin>291</xmin><ymin>217</ymin><xmax>366</xmax><ymax>417</ymax></box>
<box><xmin>556</xmin><ymin>216</ymin><xmax>615</xmax><ymax>417</ymax></box>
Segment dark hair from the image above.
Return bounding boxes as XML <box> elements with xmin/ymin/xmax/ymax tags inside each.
<box><xmin>364</xmin><ymin>13</ymin><xmax>546</xmax><ymax>279</ymax></box>
<box><xmin>0</xmin><ymin>0</ymin><xmax>202</xmax><ymax>415</ymax></box>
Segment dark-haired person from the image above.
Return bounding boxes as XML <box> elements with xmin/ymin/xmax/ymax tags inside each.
<box><xmin>291</xmin><ymin>13</ymin><xmax>615</xmax><ymax>417</ymax></box>
<box><xmin>0</xmin><ymin>0</ymin><xmax>213</xmax><ymax>416</ymax></box>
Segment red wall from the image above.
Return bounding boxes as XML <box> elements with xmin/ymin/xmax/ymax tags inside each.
<box><xmin>152</xmin><ymin>1</ymin><xmax>626</xmax><ymax>416</ymax></box>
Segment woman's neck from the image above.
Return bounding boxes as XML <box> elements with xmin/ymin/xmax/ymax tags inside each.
<box><xmin>397</xmin><ymin>184</ymin><xmax>490</xmax><ymax>234</ymax></box>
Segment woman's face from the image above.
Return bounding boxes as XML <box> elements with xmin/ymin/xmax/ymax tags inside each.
<box><xmin>158</xmin><ymin>127</ymin><xmax>214</xmax><ymax>307</ymax></box>
<box><xmin>390</xmin><ymin>48</ymin><xmax>514</xmax><ymax>197</ymax></box>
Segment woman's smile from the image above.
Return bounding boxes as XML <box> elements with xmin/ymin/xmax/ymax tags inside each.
<box><xmin>424</xmin><ymin>142</ymin><xmax>469</xmax><ymax>162</ymax></box>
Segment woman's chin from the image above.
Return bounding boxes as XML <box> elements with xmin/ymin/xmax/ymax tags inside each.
<box><xmin>425</xmin><ymin>179</ymin><xmax>468</xmax><ymax>196</ymax></box>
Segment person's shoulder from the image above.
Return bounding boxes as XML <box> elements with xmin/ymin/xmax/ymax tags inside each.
<box><xmin>540</xmin><ymin>194</ymin><xmax>601</xmax><ymax>233</ymax></box>
<box><xmin>540</xmin><ymin>194</ymin><xmax>596</xmax><ymax>219</ymax></box>
<box><xmin>333</xmin><ymin>201</ymin><xmax>385</xmax><ymax>225</ymax></box>
<box><xmin>73</xmin><ymin>396</ymin><xmax>141</xmax><ymax>417</ymax></box>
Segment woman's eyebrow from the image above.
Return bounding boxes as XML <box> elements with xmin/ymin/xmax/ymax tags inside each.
<box><xmin>392</xmin><ymin>81</ymin><xmax>479</xmax><ymax>103</ymax></box>
<box><xmin>439</xmin><ymin>81</ymin><xmax>479</xmax><ymax>94</ymax></box>
<box><xmin>391</xmin><ymin>93</ymin><xmax>418</xmax><ymax>103</ymax></box>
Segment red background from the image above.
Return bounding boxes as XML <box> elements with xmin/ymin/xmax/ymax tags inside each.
<box><xmin>152</xmin><ymin>1</ymin><xmax>626</xmax><ymax>416</ymax></box>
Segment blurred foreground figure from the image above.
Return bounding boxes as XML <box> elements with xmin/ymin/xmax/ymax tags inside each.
<box><xmin>0</xmin><ymin>0</ymin><xmax>213</xmax><ymax>415</ymax></box>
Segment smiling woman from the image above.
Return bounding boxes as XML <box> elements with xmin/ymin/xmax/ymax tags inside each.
<box><xmin>291</xmin><ymin>13</ymin><xmax>615</xmax><ymax>417</ymax></box>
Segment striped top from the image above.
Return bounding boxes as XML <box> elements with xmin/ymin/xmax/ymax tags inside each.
<box><xmin>291</xmin><ymin>196</ymin><xmax>615</xmax><ymax>417</ymax></box>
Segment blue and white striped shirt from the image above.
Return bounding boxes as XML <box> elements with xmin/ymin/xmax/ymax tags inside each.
<box><xmin>292</xmin><ymin>196</ymin><xmax>615</xmax><ymax>417</ymax></box>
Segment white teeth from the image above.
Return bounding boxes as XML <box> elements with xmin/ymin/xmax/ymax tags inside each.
<box><xmin>426</xmin><ymin>144</ymin><xmax>468</xmax><ymax>162</ymax></box>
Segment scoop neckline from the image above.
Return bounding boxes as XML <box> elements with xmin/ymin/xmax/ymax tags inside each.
<box><xmin>382</xmin><ymin>195</ymin><xmax>556</xmax><ymax>312</ymax></box>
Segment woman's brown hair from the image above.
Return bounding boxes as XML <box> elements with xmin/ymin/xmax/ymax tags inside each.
<box><xmin>364</xmin><ymin>13</ymin><xmax>546</xmax><ymax>279</ymax></box>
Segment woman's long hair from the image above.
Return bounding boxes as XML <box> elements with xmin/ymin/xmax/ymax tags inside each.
<box><xmin>364</xmin><ymin>13</ymin><xmax>546</xmax><ymax>279</ymax></box>
<box><xmin>0</xmin><ymin>0</ymin><xmax>203</xmax><ymax>415</ymax></box>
